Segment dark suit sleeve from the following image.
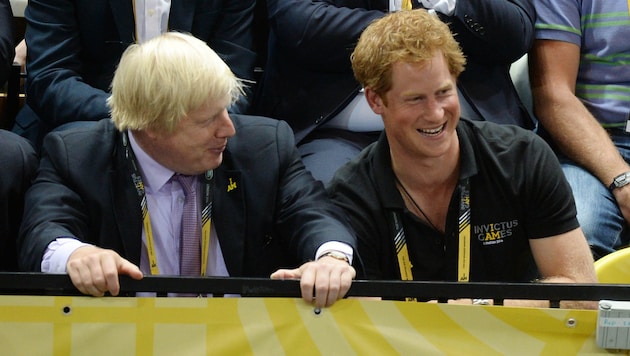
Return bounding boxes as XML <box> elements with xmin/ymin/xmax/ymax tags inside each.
<box><xmin>24</xmin><ymin>0</ymin><xmax>111</xmax><ymax>128</ymax></box>
<box><xmin>267</xmin><ymin>0</ymin><xmax>384</xmax><ymax>68</ymax></box>
<box><xmin>188</xmin><ymin>0</ymin><xmax>256</xmax><ymax>113</ymax></box>
<box><xmin>204</xmin><ymin>1</ymin><xmax>256</xmax><ymax>82</ymax></box>
<box><xmin>18</xmin><ymin>131</ymin><xmax>94</xmax><ymax>272</ymax></box>
<box><xmin>273</xmin><ymin>120</ymin><xmax>358</xmax><ymax>262</ymax></box>
<box><xmin>447</xmin><ymin>0</ymin><xmax>535</xmax><ymax>64</ymax></box>
<box><xmin>0</xmin><ymin>0</ymin><xmax>14</xmax><ymax>86</ymax></box>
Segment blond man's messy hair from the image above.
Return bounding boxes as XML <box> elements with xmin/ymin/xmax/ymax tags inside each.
<box><xmin>351</xmin><ymin>9</ymin><xmax>466</xmax><ymax>97</ymax></box>
<box><xmin>108</xmin><ymin>31</ymin><xmax>243</xmax><ymax>132</ymax></box>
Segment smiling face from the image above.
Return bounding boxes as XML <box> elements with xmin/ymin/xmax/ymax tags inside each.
<box><xmin>137</xmin><ymin>96</ymin><xmax>235</xmax><ymax>175</ymax></box>
<box><xmin>366</xmin><ymin>51</ymin><xmax>460</xmax><ymax>162</ymax></box>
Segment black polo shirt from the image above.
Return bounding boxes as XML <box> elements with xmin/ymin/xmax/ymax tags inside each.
<box><xmin>327</xmin><ymin>119</ymin><xmax>578</xmax><ymax>282</ymax></box>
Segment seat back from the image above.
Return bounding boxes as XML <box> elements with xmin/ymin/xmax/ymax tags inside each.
<box><xmin>509</xmin><ymin>54</ymin><xmax>535</xmax><ymax>120</ymax></box>
<box><xmin>594</xmin><ymin>247</ymin><xmax>630</xmax><ymax>284</ymax></box>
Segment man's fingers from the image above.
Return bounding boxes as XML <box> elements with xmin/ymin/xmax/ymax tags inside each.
<box><xmin>118</xmin><ymin>260</ymin><xmax>144</xmax><ymax>280</ymax></box>
<box><xmin>66</xmin><ymin>246</ymin><xmax>140</xmax><ymax>297</ymax></box>
<box><xmin>68</xmin><ymin>252</ymin><xmax>106</xmax><ymax>296</ymax></box>
<box><xmin>315</xmin><ymin>267</ymin><xmax>338</xmax><ymax>308</ymax></box>
<box><xmin>299</xmin><ymin>266</ymin><xmax>316</xmax><ymax>305</ymax></box>
<box><xmin>270</xmin><ymin>268</ymin><xmax>300</xmax><ymax>280</ymax></box>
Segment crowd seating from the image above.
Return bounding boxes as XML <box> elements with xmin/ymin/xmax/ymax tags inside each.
<box><xmin>0</xmin><ymin>2</ymin><xmax>25</xmax><ymax>129</ymax></box>
<box><xmin>4</xmin><ymin>2</ymin><xmax>630</xmax><ymax>295</ymax></box>
<box><xmin>1</xmin><ymin>63</ymin><xmax>23</xmax><ymax>129</ymax></box>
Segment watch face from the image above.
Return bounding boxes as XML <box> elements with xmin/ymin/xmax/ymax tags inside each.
<box><xmin>615</xmin><ymin>173</ymin><xmax>630</xmax><ymax>188</ymax></box>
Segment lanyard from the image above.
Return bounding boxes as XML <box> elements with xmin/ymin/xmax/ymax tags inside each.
<box><xmin>457</xmin><ymin>179</ymin><xmax>471</xmax><ymax>282</ymax></box>
<box><xmin>391</xmin><ymin>178</ymin><xmax>471</xmax><ymax>285</ymax></box>
<box><xmin>122</xmin><ymin>131</ymin><xmax>214</xmax><ymax>276</ymax></box>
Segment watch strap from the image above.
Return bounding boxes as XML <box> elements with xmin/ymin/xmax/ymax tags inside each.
<box><xmin>318</xmin><ymin>250</ymin><xmax>350</xmax><ymax>263</ymax></box>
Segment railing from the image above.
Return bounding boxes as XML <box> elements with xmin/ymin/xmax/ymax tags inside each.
<box><xmin>1</xmin><ymin>272</ymin><xmax>628</xmax><ymax>306</ymax></box>
<box><xmin>2</xmin><ymin>272</ymin><xmax>627</xmax><ymax>353</ymax></box>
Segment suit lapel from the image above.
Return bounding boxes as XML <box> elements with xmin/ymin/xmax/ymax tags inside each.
<box><xmin>214</xmin><ymin>167</ymin><xmax>245</xmax><ymax>277</ymax></box>
<box><xmin>169</xmin><ymin>1</ymin><xmax>195</xmax><ymax>31</ymax></box>
<box><xmin>109</xmin><ymin>0</ymin><xmax>136</xmax><ymax>44</ymax></box>
<box><xmin>111</xmin><ymin>134</ymin><xmax>143</xmax><ymax>266</ymax></box>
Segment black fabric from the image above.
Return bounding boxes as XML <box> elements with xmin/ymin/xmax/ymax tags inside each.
<box><xmin>327</xmin><ymin>119</ymin><xmax>578</xmax><ymax>282</ymax></box>
<box><xmin>18</xmin><ymin>116</ymin><xmax>357</xmax><ymax>277</ymax></box>
<box><xmin>0</xmin><ymin>130</ymin><xmax>37</xmax><ymax>271</ymax></box>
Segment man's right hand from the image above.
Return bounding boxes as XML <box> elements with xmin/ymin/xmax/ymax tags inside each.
<box><xmin>66</xmin><ymin>245</ymin><xmax>143</xmax><ymax>296</ymax></box>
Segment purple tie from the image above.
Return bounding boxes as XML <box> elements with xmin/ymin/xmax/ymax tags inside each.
<box><xmin>174</xmin><ymin>174</ymin><xmax>201</xmax><ymax>276</ymax></box>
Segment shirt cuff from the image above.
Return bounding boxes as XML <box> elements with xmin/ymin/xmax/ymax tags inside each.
<box><xmin>315</xmin><ymin>241</ymin><xmax>354</xmax><ymax>265</ymax></box>
<box><xmin>420</xmin><ymin>0</ymin><xmax>456</xmax><ymax>16</ymax></box>
<box><xmin>41</xmin><ymin>237</ymin><xmax>91</xmax><ymax>273</ymax></box>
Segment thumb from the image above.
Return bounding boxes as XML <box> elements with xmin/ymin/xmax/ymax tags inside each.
<box><xmin>270</xmin><ymin>268</ymin><xmax>301</xmax><ymax>280</ymax></box>
<box><xmin>118</xmin><ymin>259</ymin><xmax>144</xmax><ymax>280</ymax></box>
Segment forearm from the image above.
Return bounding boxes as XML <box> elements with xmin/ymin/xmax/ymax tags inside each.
<box><xmin>490</xmin><ymin>277</ymin><xmax>598</xmax><ymax>309</ymax></box>
<box><xmin>536</xmin><ymin>93</ymin><xmax>630</xmax><ymax>186</ymax></box>
<box><xmin>267</xmin><ymin>0</ymin><xmax>383</xmax><ymax>66</ymax></box>
<box><xmin>25</xmin><ymin>0</ymin><xmax>112</xmax><ymax>125</ymax></box>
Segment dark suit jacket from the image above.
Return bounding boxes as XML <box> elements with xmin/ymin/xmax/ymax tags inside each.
<box><xmin>0</xmin><ymin>130</ymin><xmax>37</xmax><ymax>271</ymax></box>
<box><xmin>254</xmin><ymin>0</ymin><xmax>535</xmax><ymax>143</ymax></box>
<box><xmin>14</xmin><ymin>0</ymin><xmax>257</xmax><ymax>146</ymax></box>
<box><xmin>18</xmin><ymin>115</ymin><xmax>357</xmax><ymax>278</ymax></box>
<box><xmin>0</xmin><ymin>0</ymin><xmax>14</xmax><ymax>86</ymax></box>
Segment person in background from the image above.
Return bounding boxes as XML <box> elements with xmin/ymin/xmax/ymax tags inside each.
<box><xmin>0</xmin><ymin>0</ymin><xmax>14</xmax><ymax>86</ymax></box>
<box><xmin>327</xmin><ymin>9</ymin><xmax>597</xmax><ymax>308</ymax></box>
<box><xmin>18</xmin><ymin>32</ymin><xmax>356</xmax><ymax>308</ymax></box>
<box><xmin>254</xmin><ymin>0</ymin><xmax>535</xmax><ymax>184</ymax></box>
<box><xmin>529</xmin><ymin>0</ymin><xmax>630</xmax><ymax>260</ymax></box>
<box><xmin>12</xmin><ymin>0</ymin><xmax>257</xmax><ymax>149</ymax></box>
<box><xmin>12</xmin><ymin>39</ymin><xmax>26</xmax><ymax>73</ymax></box>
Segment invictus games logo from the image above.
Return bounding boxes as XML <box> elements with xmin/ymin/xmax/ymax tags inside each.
<box><xmin>474</xmin><ymin>220</ymin><xmax>518</xmax><ymax>245</ymax></box>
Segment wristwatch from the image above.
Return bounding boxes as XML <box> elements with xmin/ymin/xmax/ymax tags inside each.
<box><xmin>472</xmin><ymin>298</ymin><xmax>491</xmax><ymax>305</ymax></box>
<box><xmin>609</xmin><ymin>171</ymin><xmax>630</xmax><ymax>191</ymax></box>
<box><xmin>319</xmin><ymin>251</ymin><xmax>349</xmax><ymax>263</ymax></box>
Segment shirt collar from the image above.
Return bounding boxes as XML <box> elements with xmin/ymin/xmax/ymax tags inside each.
<box><xmin>456</xmin><ymin>118</ymin><xmax>479</xmax><ymax>181</ymax></box>
<box><xmin>127</xmin><ymin>130</ymin><xmax>175</xmax><ymax>192</ymax></box>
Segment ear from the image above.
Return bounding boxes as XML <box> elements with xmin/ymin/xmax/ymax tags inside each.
<box><xmin>364</xmin><ymin>87</ymin><xmax>385</xmax><ymax>115</ymax></box>
<box><xmin>140</xmin><ymin>127</ymin><xmax>159</xmax><ymax>140</ymax></box>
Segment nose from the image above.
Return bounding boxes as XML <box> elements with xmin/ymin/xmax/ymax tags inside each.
<box><xmin>424</xmin><ymin>96</ymin><xmax>444</xmax><ymax>121</ymax></box>
<box><xmin>216</xmin><ymin>109</ymin><xmax>235</xmax><ymax>138</ymax></box>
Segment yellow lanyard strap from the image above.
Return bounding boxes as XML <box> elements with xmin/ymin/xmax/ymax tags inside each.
<box><xmin>123</xmin><ymin>131</ymin><xmax>214</xmax><ymax>276</ymax></box>
<box><xmin>393</xmin><ymin>178</ymin><xmax>471</xmax><ymax>284</ymax></box>
<box><xmin>458</xmin><ymin>182</ymin><xmax>471</xmax><ymax>282</ymax></box>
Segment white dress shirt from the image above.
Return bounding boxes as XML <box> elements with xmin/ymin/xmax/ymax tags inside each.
<box><xmin>42</xmin><ymin>131</ymin><xmax>352</xmax><ymax>274</ymax></box>
<box><xmin>134</xmin><ymin>0</ymin><xmax>171</xmax><ymax>43</ymax></box>
<box><xmin>389</xmin><ymin>0</ymin><xmax>456</xmax><ymax>15</ymax></box>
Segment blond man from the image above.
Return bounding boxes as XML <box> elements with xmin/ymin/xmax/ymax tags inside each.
<box><xmin>19</xmin><ymin>32</ymin><xmax>356</xmax><ymax>308</ymax></box>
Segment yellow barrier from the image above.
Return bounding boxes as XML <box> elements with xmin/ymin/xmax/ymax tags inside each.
<box><xmin>0</xmin><ymin>296</ymin><xmax>616</xmax><ymax>355</ymax></box>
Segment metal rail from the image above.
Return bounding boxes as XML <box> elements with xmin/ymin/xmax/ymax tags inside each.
<box><xmin>1</xmin><ymin>273</ymin><xmax>628</xmax><ymax>306</ymax></box>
